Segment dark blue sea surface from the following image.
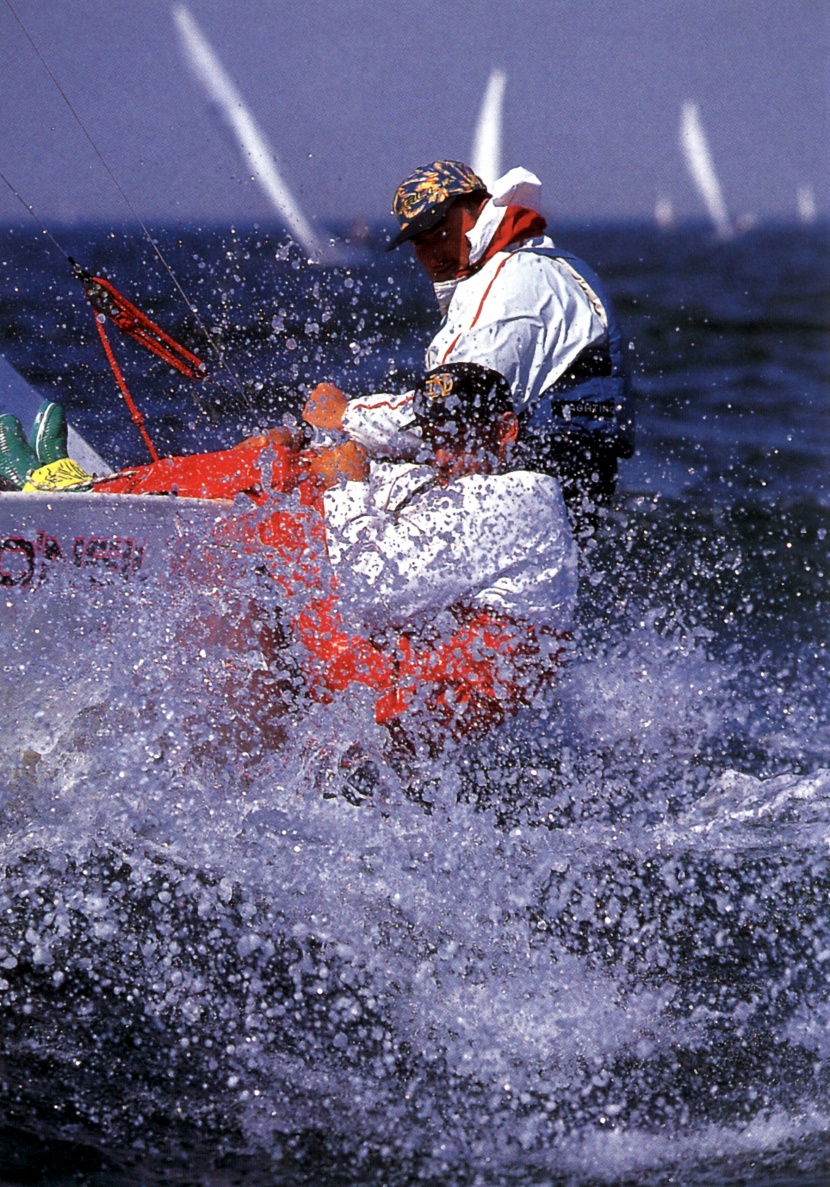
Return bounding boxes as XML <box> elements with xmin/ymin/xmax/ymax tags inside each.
<box><xmin>0</xmin><ymin>218</ymin><xmax>828</xmax><ymax>1186</ymax></box>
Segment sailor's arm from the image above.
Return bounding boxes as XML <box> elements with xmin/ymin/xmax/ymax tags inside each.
<box><xmin>324</xmin><ymin>489</ymin><xmax>474</xmax><ymax>630</ymax></box>
<box><xmin>303</xmin><ymin>360</ymin><xmax>528</xmax><ymax>461</ymax></box>
<box><xmin>303</xmin><ymin>382</ymin><xmax>421</xmax><ymax>459</ymax></box>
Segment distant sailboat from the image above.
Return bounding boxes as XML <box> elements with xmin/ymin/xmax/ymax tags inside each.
<box><xmin>797</xmin><ymin>184</ymin><xmax>817</xmax><ymax>225</ymax></box>
<box><xmin>172</xmin><ymin>3</ymin><xmax>328</xmax><ymax>261</ymax></box>
<box><xmin>470</xmin><ymin>68</ymin><xmax>506</xmax><ymax>187</ymax></box>
<box><xmin>679</xmin><ymin>101</ymin><xmax>733</xmax><ymax>239</ymax></box>
<box><xmin>654</xmin><ymin>194</ymin><xmax>675</xmax><ymax>230</ymax></box>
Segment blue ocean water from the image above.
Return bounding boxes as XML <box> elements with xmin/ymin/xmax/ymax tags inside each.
<box><xmin>0</xmin><ymin>218</ymin><xmax>828</xmax><ymax>1186</ymax></box>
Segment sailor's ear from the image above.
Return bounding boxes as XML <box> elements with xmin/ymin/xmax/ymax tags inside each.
<box><xmin>499</xmin><ymin>411</ymin><xmax>519</xmax><ymax>445</ymax></box>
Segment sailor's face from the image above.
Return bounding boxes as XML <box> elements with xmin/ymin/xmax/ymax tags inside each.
<box><xmin>421</xmin><ymin>411</ymin><xmax>519</xmax><ymax>482</ymax></box>
<box><xmin>411</xmin><ymin>200</ymin><xmax>478</xmax><ymax>281</ymax></box>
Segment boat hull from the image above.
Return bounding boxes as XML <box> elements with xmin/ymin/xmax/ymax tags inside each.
<box><xmin>0</xmin><ymin>489</ymin><xmax>235</xmax><ymax>591</ymax></box>
<box><xmin>1</xmin><ymin>451</ymin><xmax>564</xmax><ymax>750</ymax></box>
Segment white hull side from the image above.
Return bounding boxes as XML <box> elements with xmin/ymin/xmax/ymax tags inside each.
<box><xmin>0</xmin><ymin>490</ymin><xmax>242</xmax><ymax>594</ymax></box>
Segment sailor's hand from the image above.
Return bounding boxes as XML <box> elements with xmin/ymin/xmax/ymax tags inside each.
<box><xmin>307</xmin><ymin>441</ymin><xmax>368</xmax><ymax>488</ymax></box>
<box><xmin>232</xmin><ymin>425</ymin><xmax>304</xmax><ymax>452</ymax></box>
<box><xmin>303</xmin><ymin>383</ymin><xmax>348</xmax><ymax>432</ymax></box>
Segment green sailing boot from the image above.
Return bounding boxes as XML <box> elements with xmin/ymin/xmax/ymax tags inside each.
<box><xmin>0</xmin><ymin>414</ymin><xmax>39</xmax><ymax>489</ymax></box>
<box><xmin>31</xmin><ymin>400</ymin><xmax>68</xmax><ymax>465</ymax></box>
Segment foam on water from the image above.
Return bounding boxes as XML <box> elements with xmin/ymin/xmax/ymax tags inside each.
<box><xmin>1</xmin><ymin>513</ymin><xmax>828</xmax><ymax>1184</ymax></box>
<box><xmin>0</xmin><ymin>221</ymin><xmax>827</xmax><ymax>1183</ymax></box>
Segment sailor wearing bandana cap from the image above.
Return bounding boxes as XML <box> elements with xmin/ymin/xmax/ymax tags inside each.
<box><xmin>322</xmin><ymin>362</ymin><xmax>577</xmax><ymax>647</ymax></box>
<box><xmin>304</xmin><ymin>160</ymin><xmax>634</xmax><ymax>535</ymax></box>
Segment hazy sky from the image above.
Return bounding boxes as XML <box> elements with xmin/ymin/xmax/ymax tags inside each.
<box><xmin>0</xmin><ymin>0</ymin><xmax>827</xmax><ymax>230</ymax></box>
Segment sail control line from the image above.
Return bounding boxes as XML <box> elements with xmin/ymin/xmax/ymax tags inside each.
<box><xmin>70</xmin><ymin>260</ymin><xmax>206</xmax><ymax>463</ymax></box>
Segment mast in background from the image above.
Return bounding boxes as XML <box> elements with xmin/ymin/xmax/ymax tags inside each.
<box><xmin>172</xmin><ymin>4</ymin><xmax>329</xmax><ymax>261</ymax></box>
<box><xmin>679</xmin><ymin>101</ymin><xmax>733</xmax><ymax>239</ymax></box>
<box><xmin>471</xmin><ymin>68</ymin><xmax>507</xmax><ymax>187</ymax></box>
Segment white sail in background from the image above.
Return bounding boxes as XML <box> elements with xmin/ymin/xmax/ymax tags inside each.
<box><xmin>797</xmin><ymin>184</ymin><xmax>817</xmax><ymax>225</ymax></box>
<box><xmin>654</xmin><ymin>194</ymin><xmax>674</xmax><ymax>230</ymax></box>
<box><xmin>172</xmin><ymin>4</ymin><xmax>327</xmax><ymax>260</ymax></box>
<box><xmin>679</xmin><ymin>101</ymin><xmax>732</xmax><ymax>239</ymax></box>
<box><xmin>471</xmin><ymin>68</ymin><xmax>506</xmax><ymax>187</ymax></box>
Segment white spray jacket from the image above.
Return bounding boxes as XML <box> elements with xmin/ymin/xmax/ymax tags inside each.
<box><xmin>341</xmin><ymin>168</ymin><xmax>612</xmax><ymax>460</ymax></box>
<box><xmin>323</xmin><ymin>460</ymin><xmax>577</xmax><ymax>635</ymax></box>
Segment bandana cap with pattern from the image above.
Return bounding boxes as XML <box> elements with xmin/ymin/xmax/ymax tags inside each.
<box><xmin>386</xmin><ymin>160</ymin><xmax>488</xmax><ymax>251</ymax></box>
<box><xmin>411</xmin><ymin>364</ymin><xmax>513</xmax><ymax>443</ymax></box>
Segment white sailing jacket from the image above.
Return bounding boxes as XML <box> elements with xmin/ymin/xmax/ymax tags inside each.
<box><xmin>341</xmin><ymin>169</ymin><xmax>609</xmax><ymax>460</ymax></box>
<box><xmin>323</xmin><ymin>460</ymin><xmax>577</xmax><ymax>634</ymax></box>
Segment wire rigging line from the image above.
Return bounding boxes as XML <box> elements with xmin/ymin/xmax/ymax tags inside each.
<box><xmin>2</xmin><ymin>0</ymin><xmax>246</xmax><ymax>397</ymax></box>
<box><xmin>5</xmin><ymin>0</ymin><xmax>193</xmax><ymax>318</ymax></box>
<box><xmin>0</xmin><ymin>166</ymin><xmax>70</xmax><ymax>259</ymax></box>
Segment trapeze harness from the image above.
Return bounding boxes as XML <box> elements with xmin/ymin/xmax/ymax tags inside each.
<box><xmin>523</xmin><ymin>247</ymin><xmax>634</xmax><ymax>462</ymax></box>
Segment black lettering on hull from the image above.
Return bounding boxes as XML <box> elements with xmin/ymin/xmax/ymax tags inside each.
<box><xmin>1</xmin><ymin>529</ymin><xmax>145</xmax><ymax>588</ymax></box>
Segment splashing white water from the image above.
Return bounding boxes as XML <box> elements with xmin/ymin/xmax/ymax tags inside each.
<box><xmin>1</xmin><ymin>501</ymin><xmax>828</xmax><ymax>1183</ymax></box>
